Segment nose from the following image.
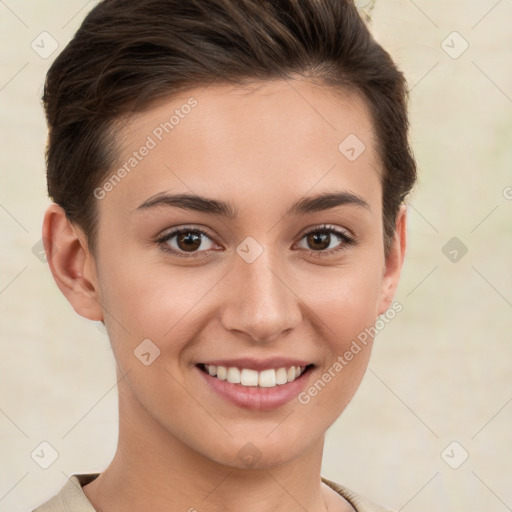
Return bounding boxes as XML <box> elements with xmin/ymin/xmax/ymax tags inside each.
<box><xmin>219</xmin><ymin>251</ymin><xmax>302</xmax><ymax>343</ymax></box>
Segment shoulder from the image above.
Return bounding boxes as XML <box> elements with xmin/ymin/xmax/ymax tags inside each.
<box><xmin>34</xmin><ymin>473</ymin><xmax>394</xmax><ymax>512</ymax></box>
<box><xmin>32</xmin><ymin>474</ymin><xmax>99</xmax><ymax>512</ymax></box>
<box><xmin>321</xmin><ymin>476</ymin><xmax>397</xmax><ymax>512</ymax></box>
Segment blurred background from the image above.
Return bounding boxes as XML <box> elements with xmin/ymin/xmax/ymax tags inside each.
<box><xmin>1</xmin><ymin>1</ymin><xmax>511</xmax><ymax>511</ymax></box>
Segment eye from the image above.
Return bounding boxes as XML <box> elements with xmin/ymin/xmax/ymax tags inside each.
<box><xmin>156</xmin><ymin>226</ymin><xmax>219</xmax><ymax>258</ymax></box>
<box><xmin>156</xmin><ymin>224</ymin><xmax>355</xmax><ymax>259</ymax></box>
<box><xmin>295</xmin><ymin>224</ymin><xmax>355</xmax><ymax>255</ymax></box>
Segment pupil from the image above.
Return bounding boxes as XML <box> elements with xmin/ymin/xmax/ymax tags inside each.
<box><xmin>308</xmin><ymin>232</ymin><xmax>329</xmax><ymax>250</ymax></box>
<box><xmin>178</xmin><ymin>232</ymin><xmax>201</xmax><ymax>251</ymax></box>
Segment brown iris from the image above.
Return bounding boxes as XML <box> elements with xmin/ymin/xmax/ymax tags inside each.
<box><xmin>177</xmin><ymin>231</ymin><xmax>202</xmax><ymax>252</ymax></box>
<box><xmin>307</xmin><ymin>232</ymin><xmax>330</xmax><ymax>251</ymax></box>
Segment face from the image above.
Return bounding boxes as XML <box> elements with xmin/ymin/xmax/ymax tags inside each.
<box><xmin>60</xmin><ymin>79</ymin><xmax>405</xmax><ymax>469</ymax></box>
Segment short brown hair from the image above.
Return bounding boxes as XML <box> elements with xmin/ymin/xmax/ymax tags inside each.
<box><xmin>43</xmin><ymin>0</ymin><xmax>416</xmax><ymax>256</ymax></box>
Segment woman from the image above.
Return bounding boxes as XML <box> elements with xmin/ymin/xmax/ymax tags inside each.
<box><xmin>35</xmin><ymin>0</ymin><xmax>416</xmax><ymax>510</ymax></box>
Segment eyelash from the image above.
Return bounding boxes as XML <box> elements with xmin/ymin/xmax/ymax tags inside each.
<box><xmin>156</xmin><ymin>224</ymin><xmax>356</xmax><ymax>259</ymax></box>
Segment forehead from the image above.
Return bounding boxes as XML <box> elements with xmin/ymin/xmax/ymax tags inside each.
<box><xmin>101</xmin><ymin>79</ymin><xmax>382</xmax><ymax>217</ymax></box>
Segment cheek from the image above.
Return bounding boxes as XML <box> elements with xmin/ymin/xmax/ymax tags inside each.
<box><xmin>298</xmin><ymin>259</ymin><xmax>382</xmax><ymax>400</ymax></box>
<box><xmin>305</xmin><ymin>259</ymin><xmax>383</xmax><ymax>344</ymax></box>
<box><xmin>296</xmin><ymin>282</ymin><xmax>378</xmax><ymax>428</ymax></box>
<box><xmin>97</xmin><ymin>256</ymin><xmax>222</xmax><ymax>358</ymax></box>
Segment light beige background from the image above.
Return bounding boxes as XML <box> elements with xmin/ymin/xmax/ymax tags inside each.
<box><xmin>1</xmin><ymin>1</ymin><xmax>511</xmax><ymax>511</ymax></box>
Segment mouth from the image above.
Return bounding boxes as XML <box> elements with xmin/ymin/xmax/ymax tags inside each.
<box><xmin>196</xmin><ymin>363</ymin><xmax>315</xmax><ymax>389</ymax></box>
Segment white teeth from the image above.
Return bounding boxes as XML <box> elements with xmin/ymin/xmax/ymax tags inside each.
<box><xmin>276</xmin><ymin>367</ymin><xmax>288</xmax><ymax>385</ymax></box>
<box><xmin>203</xmin><ymin>364</ymin><xmax>308</xmax><ymax>388</ymax></box>
<box><xmin>216</xmin><ymin>366</ymin><xmax>227</xmax><ymax>380</ymax></box>
<box><xmin>259</xmin><ymin>369</ymin><xmax>276</xmax><ymax>388</ymax></box>
<box><xmin>226</xmin><ymin>367</ymin><xmax>241</xmax><ymax>384</ymax></box>
<box><xmin>240</xmin><ymin>369</ymin><xmax>259</xmax><ymax>386</ymax></box>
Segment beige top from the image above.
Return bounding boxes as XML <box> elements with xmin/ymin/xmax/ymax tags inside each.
<box><xmin>33</xmin><ymin>473</ymin><xmax>395</xmax><ymax>512</ymax></box>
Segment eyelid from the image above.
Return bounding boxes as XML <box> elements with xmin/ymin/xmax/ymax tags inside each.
<box><xmin>157</xmin><ymin>224</ymin><xmax>217</xmax><ymax>240</ymax></box>
<box><xmin>299</xmin><ymin>223</ymin><xmax>353</xmax><ymax>240</ymax></box>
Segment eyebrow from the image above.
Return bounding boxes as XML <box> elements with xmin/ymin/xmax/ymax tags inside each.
<box><xmin>135</xmin><ymin>191</ymin><xmax>370</xmax><ymax>217</ymax></box>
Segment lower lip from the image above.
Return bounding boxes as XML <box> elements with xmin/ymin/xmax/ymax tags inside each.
<box><xmin>197</xmin><ymin>366</ymin><xmax>313</xmax><ymax>411</ymax></box>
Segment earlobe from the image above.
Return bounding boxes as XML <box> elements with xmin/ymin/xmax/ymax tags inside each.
<box><xmin>377</xmin><ymin>204</ymin><xmax>407</xmax><ymax>316</ymax></box>
<box><xmin>42</xmin><ymin>203</ymin><xmax>103</xmax><ymax>321</ymax></box>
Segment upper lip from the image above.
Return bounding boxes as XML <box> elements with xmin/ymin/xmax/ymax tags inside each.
<box><xmin>198</xmin><ymin>357</ymin><xmax>313</xmax><ymax>372</ymax></box>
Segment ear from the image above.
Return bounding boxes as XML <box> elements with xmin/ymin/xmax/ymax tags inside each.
<box><xmin>377</xmin><ymin>204</ymin><xmax>407</xmax><ymax>316</ymax></box>
<box><xmin>42</xmin><ymin>203</ymin><xmax>103</xmax><ymax>321</ymax></box>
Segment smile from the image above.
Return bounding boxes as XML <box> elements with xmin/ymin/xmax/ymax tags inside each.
<box><xmin>198</xmin><ymin>363</ymin><xmax>311</xmax><ymax>388</ymax></box>
<box><xmin>196</xmin><ymin>358</ymin><xmax>315</xmax><ymax>410</ymax></box>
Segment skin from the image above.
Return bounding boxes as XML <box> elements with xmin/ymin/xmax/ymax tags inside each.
<box><xmin>43</xmin><ymin>78</ymin><xmax>407</xmax><ymax>512</ymax></box>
